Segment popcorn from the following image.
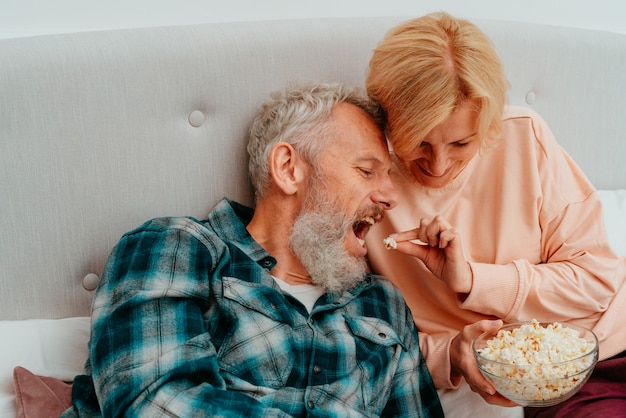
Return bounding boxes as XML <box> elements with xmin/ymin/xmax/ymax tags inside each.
<box><xmin>477</xmin><ymin>320</ymin><xmax>596</xmax><ymax>402</ymax></box>
<box><xmin>383</xmin><ymin>236</ymin><xmax>397</xmax><ymax>250</ymax></box>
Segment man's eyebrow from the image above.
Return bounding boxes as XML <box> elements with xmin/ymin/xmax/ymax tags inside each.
<box><xmin>353</xmin><ymin>154</ymin><xmax>384</xmax><ymax>163</ymax></box>
<box><xmin>353</xmin><ymin>154</ymin><xmax>389</xmax><ymax>167</ymax></box>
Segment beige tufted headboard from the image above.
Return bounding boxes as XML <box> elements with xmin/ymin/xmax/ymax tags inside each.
<box><xmin>1</xmin><ymin>17</ymin><xmax>626</xmax><ymax>320</ymax></box>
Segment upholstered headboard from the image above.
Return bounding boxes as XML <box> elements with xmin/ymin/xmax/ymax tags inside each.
<box><xmin>1</xmin><ymin>17</ymin><xmax>626</xmax><ymax>321</ymax></box>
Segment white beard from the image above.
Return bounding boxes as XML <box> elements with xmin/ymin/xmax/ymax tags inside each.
<box><xmin>288</xmin><ymin>191</ymin><xmax>367</xmax><ymax>293</ymax></box>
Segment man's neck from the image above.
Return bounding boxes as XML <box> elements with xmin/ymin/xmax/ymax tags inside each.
<box><xmin>246</xmin><ymin>198</ymin><xmax>313</xmax><ymax>286</ymax></box>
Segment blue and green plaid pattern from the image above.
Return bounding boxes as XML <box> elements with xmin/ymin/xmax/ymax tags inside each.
<box><xmin>65</xmin><ymin>199</ymin><xmax>442</xmax><ymax>418</ymax></box>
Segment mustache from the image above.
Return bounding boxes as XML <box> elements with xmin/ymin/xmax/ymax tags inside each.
<box><xmin>352</xmin><ymin>204</ymin><xmax>385</xmax><ymax>224</ymax></box>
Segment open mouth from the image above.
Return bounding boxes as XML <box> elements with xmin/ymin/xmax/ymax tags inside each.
<box><xmin>352</xmin><ymin>216</ymin><xmax>376</xmax><ymax>247</ymax></box>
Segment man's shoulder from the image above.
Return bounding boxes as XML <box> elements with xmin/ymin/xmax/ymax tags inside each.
<box><xmin>115</xmin><ymin>216</ymin><xmax>232</xmax><ymax>259</ymax></box>
<box><xmin>123</xmin><ymin>216</ymin><xmax>212</xmax><ymax>239</ymax></box>
<box><xmin>363</xmin><ymin>272</ymin><xmax>396</xmax><ymax>286</ymax></box>
<box><xmin>360</xmin><ymin>273</ymin><xmax>407</xmax><ymax>303</ymax></box>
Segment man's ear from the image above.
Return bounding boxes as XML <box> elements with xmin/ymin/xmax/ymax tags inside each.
<box><xmin>269</xmin><ymin>142</ymin><xmax>307</xmax><ymax>195</ymax></box>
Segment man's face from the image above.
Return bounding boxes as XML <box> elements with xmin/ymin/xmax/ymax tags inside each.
<box><xmin>313</xmin><ymin>103</ymin><xmax>398</xmax><ymax>258</ymax></box>
<box><xmin>288</xmin><ymin>103</ymin><xmax>398</xmax><ymax>292</ymax></box>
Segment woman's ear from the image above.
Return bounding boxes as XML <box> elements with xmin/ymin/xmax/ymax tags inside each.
<box><xmin>269</xmin><ymin>142</ymin><xmax>307</xmax><ymax>195</ymax></box>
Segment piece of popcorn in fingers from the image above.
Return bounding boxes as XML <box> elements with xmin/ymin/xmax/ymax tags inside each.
<box><xmin>383</xmin><ymin>236</ymin><xmax>397</xmax><ymax>250</ymax></box>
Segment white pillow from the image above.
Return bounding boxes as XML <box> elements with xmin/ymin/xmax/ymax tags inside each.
<box><xmin>0</xmin><ymin>317</ymin><xmax>90</xmax><ymax>417</ymax></box>
<box><xmin>598</xmin><ymin>189</ymin><xmax>626</xmax><ymax>256</ymax></box>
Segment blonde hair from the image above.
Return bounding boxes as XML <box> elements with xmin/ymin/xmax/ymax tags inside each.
<box><xmin>366</xmin><ymin>12</ymin><xmax>508</xmax><ymax>156</ymax></box>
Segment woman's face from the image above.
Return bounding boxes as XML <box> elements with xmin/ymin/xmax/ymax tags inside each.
<box><xmin>395</xmin><ymin>101</ymin><xmax>481</xmax><ymax>189</ymax></box>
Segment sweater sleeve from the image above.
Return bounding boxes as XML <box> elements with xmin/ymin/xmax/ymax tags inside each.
<box><xmin>418</xmin><ymin>331</ymin><xmax>461</xmax><ymax>389</ymax></box>
<box><xmin>460</xmin><ymin>110</ymin><xmax>622</xmax><ymax>324</ymax></box>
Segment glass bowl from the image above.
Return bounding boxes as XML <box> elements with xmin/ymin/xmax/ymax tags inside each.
<box><xmin>472</xmin><ymin>321</ymin><xmax>598</xmax><ymax>407</ymax></box>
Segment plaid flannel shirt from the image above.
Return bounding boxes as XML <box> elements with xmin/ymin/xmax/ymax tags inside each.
<box><xmin>64</xmin><ymin>198</ymin><xmax>443</xmax><ymax>418</ymax></box>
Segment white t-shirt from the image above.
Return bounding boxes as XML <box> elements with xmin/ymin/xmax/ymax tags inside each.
<box><xmin>273</xmin><ymin>277</ymin><xmax>325</xmax><ymax>313</ymax></box>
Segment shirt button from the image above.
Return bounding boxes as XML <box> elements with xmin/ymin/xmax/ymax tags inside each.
<box><xmin>270</xmin><ymin>302</ymin><xmax>278</xmax><ymax>310</ymax></box>
<box><xmin>262</xmin><ymin>259</ymin><xmax>272</xmax><ymax>267</ymax></box>
<box><xmin>378</xmin><ymin>332</ymin><xmax>387</xmax><ymax>339</ymax></box>
<box><xmin>307</xmin><ymin>400</ymin><xmax>315</xmax><ymax>409</ymax></box>
<box><xmin>313</xmin><ymin>365</ymin><xmax>322</xmax><ymax>374</ymax></box>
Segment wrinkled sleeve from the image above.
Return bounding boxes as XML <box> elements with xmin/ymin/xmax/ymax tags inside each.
<box><xmin>462</xmin><ymin>112</ymin><xmax>622</xmax><ymax>324</ymax></box>
<box><xmin>417</xmin><ymin>331</ymin><xmax>460</xmax><ymax>389</ymax></box>
<box><xmin>89</xmin><ymin>219</ymin><xmax>291</xmax><ymax>417</ymax></box>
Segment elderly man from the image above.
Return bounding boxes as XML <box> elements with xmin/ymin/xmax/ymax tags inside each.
<box><xmin>63</xmin><ymin>83</ymin><xmax>443</xmax><ymax>417</ymax></box>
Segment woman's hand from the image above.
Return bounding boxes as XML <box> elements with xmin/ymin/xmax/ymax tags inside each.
<box><xmin>450</xmin><ymin>320</ymin><xmax>518</xmax><ymax>407</ymax></box>
<box><xmin>387</xmin><ymin>216</ymin><xmax>472</xmax><ymax>294</ymax></box>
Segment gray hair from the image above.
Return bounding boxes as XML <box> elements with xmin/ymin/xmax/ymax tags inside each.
<box><xmin>247</xmin><ymin>83</ymin><xmax>385</xmax><ymax>201</ymax></box>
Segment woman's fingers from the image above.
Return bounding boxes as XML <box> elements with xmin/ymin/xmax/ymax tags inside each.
<box><xmin>450</xmin><ymin>320</ymin><xmax>519</xmax><ymax>406</ymax></box>
<box><xmin>386</xmin><ymin>229</ymin><xmax>419</xmax><ymax>243</ymax></box>
<box><xmin>385</xmin><ymin>216</ymin><xmax>454</xmax><ymax>248</ymax></box>
<box><xmin>438</xmin><ymin>228</ymin><xmax>457</xmax><ymax>248</ymax></box>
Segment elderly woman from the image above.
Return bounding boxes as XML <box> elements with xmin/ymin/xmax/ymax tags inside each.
<box><xmin>365</xmin><ymin>12</ymin><xmax>626</xmax><ymax>418</ymax></box>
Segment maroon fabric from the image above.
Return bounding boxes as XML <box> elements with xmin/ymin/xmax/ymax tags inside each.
<box><xmin>525</xmin><ymin>351</ymin><xmax>626</xmax><ymax>418</ymax></box>
<box><xmin>13</xmin><ymin>366</ymin><xmax>73</xmax><ymax>418</ymax></box>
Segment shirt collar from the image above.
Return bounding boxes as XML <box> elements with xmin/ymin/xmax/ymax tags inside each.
<box><xmin>207</xmin><ymin>197</ymin><xmax>372</xmax><ymax>302</ymax></box>
<box><xmin>206</xmin><ymin>198</ymin><xmax>274</xmax><ymax>267</ymax></box>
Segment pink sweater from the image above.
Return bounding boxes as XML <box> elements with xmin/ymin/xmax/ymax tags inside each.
<box><xmin>366</xmin><ymin>106</ymin><xmax>626</xmax><ymax>389</ymax></box>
